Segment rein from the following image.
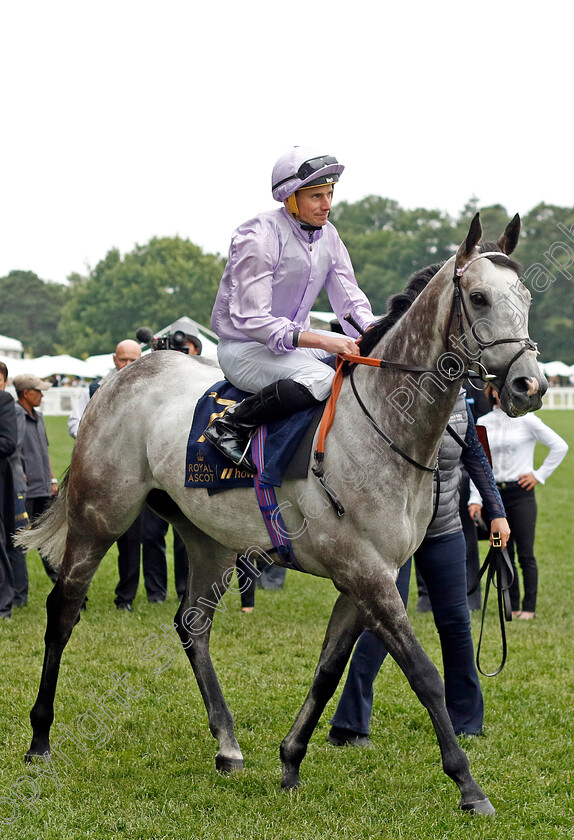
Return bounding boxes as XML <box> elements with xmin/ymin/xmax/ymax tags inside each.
<box><xmin>467</xmin><ymin>538</ymin><xmax>515</xmax><ymax>676</ymax></box>
<box><xmin>314</xmin><ymin>356</ymin><xmax>436</xmax><ymax>473</ymax></box>
<box><xmin>312</xmin><ymin>250</ymin><xmax>535</xmax><ymax>515</ymax></box>
<box><xmin>312</xmin><ymin>354</ymin><xmax>440</xmax><ymax>519</ymax></box>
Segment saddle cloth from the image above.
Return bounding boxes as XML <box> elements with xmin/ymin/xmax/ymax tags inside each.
<box><xmin>185</xmin><ymin>380</ymin><xmax>323</xmax><ymax>491</ymax></box>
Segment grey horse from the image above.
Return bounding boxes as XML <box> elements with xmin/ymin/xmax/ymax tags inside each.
<box><xmin>20</xmin><ymin>214</ymin><xmax>547</xmax><ymax>815</ymax></box>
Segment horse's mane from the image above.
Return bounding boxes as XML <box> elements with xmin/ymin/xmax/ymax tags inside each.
<box><xmin>358</xmin><ymin>242</ymin><xmax>522</xmax><ymax>357</ymax></box>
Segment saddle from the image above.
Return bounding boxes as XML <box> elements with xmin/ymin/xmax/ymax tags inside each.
<box><xmin>185</xmin><ymin>380</ymin><xmax>323</xmax><ymax>492</ymax></box>
<box><xmin>185</xmin><ymin>380</ymin><xmax>323</xmax><ymax>573</ymax></box>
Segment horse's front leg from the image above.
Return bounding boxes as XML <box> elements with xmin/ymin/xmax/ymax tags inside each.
<box><xmin>358</xmin><ymin>579</ymin><xmax>495</xmax><ymax>815</ymax></box>
<box><xmin>280</xmin><ymin>592</ymin><xmax>363</xmax><ymax>789</ymax></box>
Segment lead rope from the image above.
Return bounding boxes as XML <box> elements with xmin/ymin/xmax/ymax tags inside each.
<box><xmin>467</xmin><ymin>536</ymin><xmax>515</xmax><ymax>676</ymax></box>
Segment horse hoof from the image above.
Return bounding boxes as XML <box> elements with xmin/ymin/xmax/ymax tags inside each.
<box><xmin>280</xmin><ymin>774</ymin><xmax>301</xmax><ymax>791</ymax></box>
<box><xmin>215</xmin><ymin>754</ymin><xmax>244</xmax><ymax>774</ymax></box>
<box><xmin>460</xmin><ymin>797</ymin><xmax>496</xmax><ymax>816</ymax></box>
<box><xmin>24</xmin><ymin>749</ymin><xmax>49</xmax><ymax>765</ymax></box>
<box><xmin>24</xmin><ymin>741</ymin><xmax>51</xmax><ymax>764</ymax></box>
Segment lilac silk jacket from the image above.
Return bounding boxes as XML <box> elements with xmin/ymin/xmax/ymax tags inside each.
<box><xmin>211</xmin><ymin>206</ymin><xmax>374</xmax><ymax>353</ymax></box>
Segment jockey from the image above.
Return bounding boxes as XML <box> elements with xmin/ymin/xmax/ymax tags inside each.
<box><xmin>204</xmin><ymin>146</ymin><xmax>375</xmax><ymax>472</ymax></box>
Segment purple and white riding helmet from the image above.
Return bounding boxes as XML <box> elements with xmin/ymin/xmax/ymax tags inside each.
<box><xmin>271</xmin><ymin>147</ymin><xmax>345</xmax><ymax>207</ymax></box>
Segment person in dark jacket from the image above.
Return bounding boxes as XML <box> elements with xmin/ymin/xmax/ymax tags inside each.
<box><xmin>328</xmin><ymin>390</ymin><xmax>509</xmax><ymax>743</ymax></box>
<box><xmin>0</xmin><ymin>363</ymin><xmax>29</xmax><ymax>606</ymax></box>
<box><xmin>13</xmin><ymin>374</ymin><xmax>58</xmax><ymax>585</ymax></box>
<box><xmin>0</xmin><ymin>372</ymin><xmax>18</xmax><ymax>618</ymax></box>
<box><xmin>416</xmin><ymin>384</ymin><xmax>493</xmax><ymax>613</ymax></box>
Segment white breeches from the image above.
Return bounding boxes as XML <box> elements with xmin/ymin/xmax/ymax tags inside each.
<box><xmin>217</xmin><ymin>334</ymin><xmax>336</xmax><ymax>400</ymax></box>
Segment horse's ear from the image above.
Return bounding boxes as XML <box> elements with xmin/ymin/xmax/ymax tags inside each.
<box><xmin>497</xmin><ymin>213</ymin><xmax>521</xmax><ymax>255</ymax></box>
<box><xmin>456</xmin><ymin>212</ymin><xmax>482</xmax><ymax>268</ymax></box>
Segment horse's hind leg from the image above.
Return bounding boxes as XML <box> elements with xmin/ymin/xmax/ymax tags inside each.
<box><xmin>280</xmin><ymin>592</ymin><xmax>364</xmax><ymax>789</ymax></box>
<box><xmin>173</xmin><ymin>525</ymin><xmax>243</xmax><ymax>774</ymax></box>
<box><xmin>26</xmin><ymin>533</ymin><xmax>115</xmax><ymax>762</ymax></box>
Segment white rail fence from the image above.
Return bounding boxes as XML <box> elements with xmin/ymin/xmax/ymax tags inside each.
<box><xmin>542</xmin><ymin>387</ymin><xmax>574</xmax><ymax>410</ymax></box>
<box><xmin>7</xmin><ymin>385</ymin><xmax>574</xmax><ymax>415</ymax></box>
<box><xmin>6</xmin><ymin>386</ymin><xmax>88</xmax><ymax>417</ymax></box>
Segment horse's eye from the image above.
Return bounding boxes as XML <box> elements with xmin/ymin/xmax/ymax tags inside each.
<box><xmin>470</xmin><ymin>292</ymin><xmax>488</xmax><ymax>307</ymax></box>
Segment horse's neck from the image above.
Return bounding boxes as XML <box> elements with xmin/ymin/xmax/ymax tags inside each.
<box><xmin>346</xmin><ymin>274</ymin><xmax>460</xmax><ymax>466</ymax></box>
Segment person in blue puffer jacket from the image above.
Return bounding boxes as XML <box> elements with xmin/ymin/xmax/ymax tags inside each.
<box><xmin>328</xmin><ymin>389</ymin><xmax>509</xmax><ymax>742</ymax></box>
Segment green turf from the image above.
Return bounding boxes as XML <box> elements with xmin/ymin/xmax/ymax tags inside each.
<box><xmin>0</xmin><ymin>411</ymin><xmax>572</xmax><ymax>839</ymax></box>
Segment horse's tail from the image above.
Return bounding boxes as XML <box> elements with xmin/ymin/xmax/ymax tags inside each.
<box><xmin>15</xmin><ymin>467</ymin><xmax>70</xmax><ymax>570</ymax></box>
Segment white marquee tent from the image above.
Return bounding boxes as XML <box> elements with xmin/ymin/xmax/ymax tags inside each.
<box><xmin>0</xmin><ymin>317</ymin><xmax>219</xmax><ymax>384</ymax></box>
<box><xmin>540</xmin><ymin>360</ymin><xmax>574</xmax><ymax>378</ymax></box>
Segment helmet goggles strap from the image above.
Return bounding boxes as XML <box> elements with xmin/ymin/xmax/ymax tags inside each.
<box><xmin>272</xmin><ymin>154</ymin><xmax>338</xmax><ymax>192</ymax></box>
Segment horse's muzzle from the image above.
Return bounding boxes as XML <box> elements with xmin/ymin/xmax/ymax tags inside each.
<box><xmin>502</xmin><ymin>371</ymin><xmax>548</xmax><ymax>416</ymax></box>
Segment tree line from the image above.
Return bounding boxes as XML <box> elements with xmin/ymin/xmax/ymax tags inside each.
<box><xmin>3</xmin><ymin>197</ymin><xmax>573</xmax><ymax>362</ymax></box>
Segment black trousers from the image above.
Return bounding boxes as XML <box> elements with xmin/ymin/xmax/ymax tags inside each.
<box><xmin>142</xmin><ymin>509</ymin><xmax>188</xmax><ymax>601</ymax></box>
<box><xmin>114</xmin><ymin>514</ymin><xmax>143</xmax><ymax>606</ymax></box>
<box><xmin>498</xmin><ymin>484</ymin><xmax>538</xmax><ymax>613</ymax></box>
<box><xmin>236</xmin><ymin>555</ymin><xmax>257</xmax><ymax>608</ymax></box>
<box><xmin>234</xmin><ymin>555</ymin><xmax>287</xmax><ymax>609</ymax></box>
<box><xmin>0</xmin><ymin>517</ymin><xmax>14</xmax><ymax>618</ymax></box>
<box><xmin>8</xmin><ymin>540</ymin><xmax>28</xmax><ymax>606</ymax></box>
<box><xmin>25</xmin><ymin>497</ymin><xmax>58</xmax><ymax>583</ymax></box>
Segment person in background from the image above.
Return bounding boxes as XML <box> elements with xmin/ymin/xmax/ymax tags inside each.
<box><xmin>141</xmin><ymin>318</ymin><xmax>201</xmax><ymax>603</ymax></box>
<box><xmin>416</xmin><ymin>383</ymin><xmax>493</xmax><ymax>613</ymax></box>
<box><xmin>234</xmin><ymin>553</ymin><xmax>288</xmax><ymax>613</ymax></box>
<box><xmin>13</xmin><ymin>374</ymin><xmax>59</xmax><ymax>584</ymax></box>
<box><xmin>0</xmin><ymin>364</ymin><xmax>17</xmax><ymax>619</ymax></box>
<box><xmin>169</xmin><ymin>317</ymin><xmax>203</xmax><ymax>357</ymax></box>
<box><xmin>468</xmin><ymin>386</ymin><xmax>568</xmax><ymax>620</ymax></box>
<box><xmin>68</xmin><ymin>339</ymin><xmax>143</xmax><ymax>610</ymax></box>
<box><xmin>0</xmin><ymin>363</ymin><xmax>28</xmax><ymax>607</ymax></box>
<box><xmin>328</xmin><ymin>390</ymin><xmax>509</xmax><ymax>746</ymax></box>
<box><xmin>67</xmin><ymin>339</ymin><xmax>142</xmax><ymax>437</ymax></box>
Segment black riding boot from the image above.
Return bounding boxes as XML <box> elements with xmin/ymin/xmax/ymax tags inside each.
<box><xmin>203</xmin><ymin>380</ymin><xmax>320</xmax><ymax>473</ymax></box>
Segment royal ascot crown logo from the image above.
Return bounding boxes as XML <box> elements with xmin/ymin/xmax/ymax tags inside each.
<box><xmin>187</xmin><ymin>450</ymin><xmax>216</xmax><ymax>484</ymax></box>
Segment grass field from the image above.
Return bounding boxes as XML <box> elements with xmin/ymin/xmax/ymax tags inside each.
<box><xmin>1</xmin><ymin>411</ymin><xmax>573</xmax><ymax>839</ymax></box>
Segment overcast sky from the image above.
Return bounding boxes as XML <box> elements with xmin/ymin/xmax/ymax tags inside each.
<box><xmin>1</xmin><ymin>0</ymin><xmax>570</xmax><ymax>286</ymax></box>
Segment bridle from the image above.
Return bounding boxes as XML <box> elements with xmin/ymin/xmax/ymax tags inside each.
<box><xmin>313</xmin><ymin>252</ymin><xmax>538</xmax><ymax>509</ymax></box>
<box><xmin>446</xmin><ymin>252</ymin><xmax>538</xmax><ymax>396</ymax></box>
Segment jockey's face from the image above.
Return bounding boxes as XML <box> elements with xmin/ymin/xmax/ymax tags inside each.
<box><xmin>294</xmin><ymin>184</ymin><xmax>334</xmax><ymax>227</ymax></box>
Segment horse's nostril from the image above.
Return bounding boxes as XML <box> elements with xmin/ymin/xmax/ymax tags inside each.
<box><xmin>512</xmin><ymin>376</ymin><xmax>540</xmax><ymax>396</ymax></box>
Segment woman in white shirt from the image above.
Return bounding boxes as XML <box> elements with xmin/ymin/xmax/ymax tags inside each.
<box><xmin>468</xmin><ymin>387</ymin><xmax>568</xmax><ymax>619</ymax></box>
